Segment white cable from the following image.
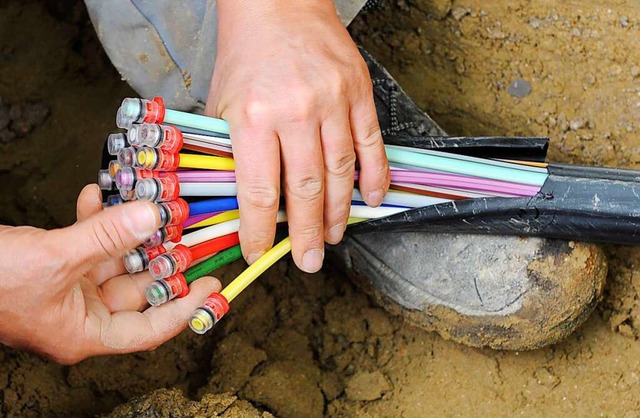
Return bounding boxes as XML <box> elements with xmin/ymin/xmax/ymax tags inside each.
<box><xmin>179</xmin><ymin>183</ymin><xmax>238</xmax><ymax>196</ymax></box>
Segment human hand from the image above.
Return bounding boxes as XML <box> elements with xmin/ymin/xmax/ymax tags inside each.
<box><xmin>0</xmin><ymin>185</ymin><xmax>220</xmax><ymax>364</ymax></box>
<box><xmin>206</xmin><ymin>0</ymin><xmax>390</xmax><ymax>273</ymax></box>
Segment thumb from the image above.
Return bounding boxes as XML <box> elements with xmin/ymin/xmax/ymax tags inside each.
<box><xmin>52</xmin><ymin>201</ymin><xmax>161</xmax><ymax>272</ymax></box>
<box><xmin>76</xmin><ymin>184</ymin><xmax>103</xmax><ymax>222</ymax></box>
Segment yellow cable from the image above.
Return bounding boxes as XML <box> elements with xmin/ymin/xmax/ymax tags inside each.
<box><xmin>499</xmin><ymin>159</ymin><xmax>549</xmax><ymax>168</ymax></box>
<box><xmin>221</xmin><ymin>236</ymin><xmax>290</xmax><ymax>302</ymax></box>
<box><xmin>220</xmin><ymin>218</ymin><xmax>365</xmax><ymax>303</ymax></box>
<box><xmin>178</xmin><ymin>153</ymin><xmax>236</xmax><ymax>171</ymax></box>
<box><xmin>186</xmin><ymin>210</ymin><xmax>240</xmax><ymax>230</ymax></box>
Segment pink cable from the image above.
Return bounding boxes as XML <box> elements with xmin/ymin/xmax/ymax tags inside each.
<box><xmin>175</xmin><ymin>169</ymin><xmax>540</xmax><ymax>197</ymax></box>
<box><xmin>176</xmin><ymin>171</ymin><xmax>236</xmax><ymax>182</ymax></box>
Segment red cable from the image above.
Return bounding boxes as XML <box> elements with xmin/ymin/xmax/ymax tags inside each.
<box><xmin>390</xmin><ymin>184</ymin><xmax>468</xmax><ymax>200</ymax></box>
<box><xmin>190</xmin><ymin>232</ymin><xmax>240</xmax><ymax>260</ymax></box>
<box><xmin>182</xmin><ymin>143</ymin><xmax>233</xmax><ymax>158</ymax></box>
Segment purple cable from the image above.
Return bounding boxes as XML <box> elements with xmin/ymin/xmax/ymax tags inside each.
<box><xmin>183</xmin><ymin>211</ymin><xmax>222</xmax><ymax>228</ymax></box>
<box><xmin>176</xmin><ymin>171</ymin><xmax>236</xmax><ymax>182</ymax></box>
<box><xmin>175</xmin><ymin>169</ymin><xmax>540</xmax><ymax>197</ymax></box>
<box><xmin>389</xmin><ymin>173</ymin><xmax>540</xmax><ymax>196</ymax></box>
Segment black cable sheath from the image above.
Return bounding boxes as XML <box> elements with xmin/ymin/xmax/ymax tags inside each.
<box><xmin>349</xmin><ymin>163</ymin><xmax>640</xmax><ymax>246</ymax></box>
<box><xmin>383</xmin><ymin>135</ymin><xmax>549</xmax><ymax>162</ymax></box>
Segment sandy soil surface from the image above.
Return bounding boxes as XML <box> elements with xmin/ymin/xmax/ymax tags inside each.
<box><xmin>1</xmin><ymin>0</ymin><xmax>640</xmax><ymax>416</ymax></box>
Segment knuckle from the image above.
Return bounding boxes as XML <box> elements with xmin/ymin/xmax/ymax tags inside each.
<box><xmin>355</xmin><ymin>125</ymin><xmax>383</xmax><ymax>151</ymax></box>
<box><xmin>285</xmin><ymin>88</ymin><xmax>317</xmax><ymax>123</ymax></box>
<box><xmin>91</xmin><ymin>218</ymin><xmax>127</xmax><ymax>259</ymax></box>
<box><xmin>242</xmin><ymin>96</ymin><xmax>272</xmax><ymax>126</ymax></box>
<box><xmin>327</xmin><ymin>71</ymin><xmax>347</xmax><ymax>95</ymax></box>
<box><xmin>286</xmin><ymin>175</ymin><xmax>323</xmax><ymax>202</ymax></box>
<box><xmin>240</xmin><ymin>227</ymin><xmax>273</xmax><ymax>249</ymax></box>
<box><xmin>240</xmin><ymin>183</ymin><xmax>279</xmax><ymax>211</ymax></box>
<box><xmin>290</xmin><ymin>223</ymin><xmax>323</xmax><ymax>241</ymax></box>
<box><xmin>326</xmin><ymin>151</ymin><xmax>356</xmax><ymax>178</ymax></box>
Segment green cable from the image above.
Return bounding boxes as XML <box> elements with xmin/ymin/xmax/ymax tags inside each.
<box><xmin>183</xmin><ymin>245</ymin><xmax>243</xmax><ymax>284</ymax></box>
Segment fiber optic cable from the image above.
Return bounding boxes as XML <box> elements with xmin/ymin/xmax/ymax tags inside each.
<box><xmin>179</xmin><ymin>183</ymin><xmax>238</xmax><ymax>197</ymax></box>
<box><xmin>116</xmin><ymin>97</ymin><xmax>230</xmax><ymax>135</ymax></box>
<box><xmin>168</xmin><ymin>206</ymin><xmax>405</xmax><ymax>250</ymax></box>
<box><xmin>388</xmin><ymin>145</ymin><xmax>548</xmax><ymax>174</ymax></box>
<box><xmin>182</xmin><ymin>132</ymin><xmax>232</xmax><ymax>147</ymax></box>
<box><xmin>352</xmin><ymin>189</ymin><xmax>448</xmax><ymax>208</ymax></box>
<box><xmin>133</xmin><ymin>148</ymin><xmax>235</xmax><ymax>171</ymax></box>
<box><xmin>145</xmin><ymin>244</ymin><xmax>244</xmax><ymax>307</ymax></box>
<box><xmin>186</xmin><ymin>210</ymin><xmax>240</xmax><ymax>230</ymax></box>
<box><xmin>384</xmin><ymin>146</ymin><xmax>549</xmax><ymax>186</ymax></box>
<box><xmin>178</xmin><ymin>153</ymin><xmax>235</xmax><ymax>171</ymax></box>
<box><xmin>188</xmin><ymin>218</ymin><xmax>366</xmax><ymax>335</ymax></box>
<box><xmin>183</xmin><ymin>212</ymin><xmax>221</xmax><ymax>228</ymax></box>
<box><xmin>189</xmin><ymin>197</ymin><xmax>239</xmax><ymax>216</ymax></box>
<box><xmin>149</xmin><ymin>233</ymin><xmax>240</xmax><ymax>280</ymax></box>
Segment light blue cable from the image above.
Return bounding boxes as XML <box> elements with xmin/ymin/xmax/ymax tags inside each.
<box><xmin>162</xmin><ymin>105</ymin><xmax>548</xmax><ymax>186</ymax></box>
<box><xmin>164</xmin><ymin>109</ymin><xmax>230</xmax><ymax>135</ymax></box>
<box><xmin>384</xmin><ymin>146</ymin><xmax>548</xmax><ymax>186</ymax></box>
<box><xmin>387</xmin><ymin>145</ymin><xmax>548</xmax><ymax>174</ymax></box>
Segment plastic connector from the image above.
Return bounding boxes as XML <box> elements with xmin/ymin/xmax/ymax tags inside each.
<box><xmin>107</xmin><ymin>133</ymin><xmax>129</xmax><ymax>156</ymax></box>
<box><xmin>119</xmin><ymin>188</ymin><xmax>135</xmax><ymax>201</ymax></box>
<box><xmin>98</xmin><ymin>169</ymin><xmax>114</xmax><ymax>191</ymax></box>
<box><xmin>143</xmin><ymin>225</ymin><xmax>183</xmax><ymax>248</ymax></box>
<box><xmin>157</xmin><ymin>198</ymin><xmax>190</xmax><ymax>227</ymax></box>
<box><xmin>108</xmin><ymin>160</ymin><xmax>122</xmax><ymax>179</ymax></box>
<box><xmin>148</xmin><ymin>244</ymin><xmax>193</xmax><ymax>280</ymax></box>
<box><xmin>116</xmin><ymin>97</ymin><xmax>166</xmax><ymax>129</ymax></box>
<box><xmin>135</xmin><ymin>174</ymin><xmax>180</xmax><ymax>202</ymax></box>
<box><xmin>145</xmin><ymin>273</ymin><xmax>188</xmax><ymax>307</ymax></box>
<box><xmin>135</xmin><ymin>147</ymin><xmax>180</xmax><ymax>171</ymax></box>
<box><xmin>115</xmin><ymin>167</ymin><xmax>158</xmax><ymax>191</ymax></box>
<box><xmin>117</xmin><ymin>147</ymin><xmax>137</xmax><ymax>167</ymax></box>
<box><xmin>123</xmin><ymin>245</ymin><xmax>167</xmax><ymax>274</ymax></box>
<box><xmin>128</xmin><ymin>123</ymin><xmax>184</xmax><ymax>153</ymax></box>
<box><xmin>189</xmin><ymin>293</ymin><xmax>230</xmax><ymax>335</ymax></box>
<box><xmin>104</xmin><ymin>194</ymin><xmax>125</xmax><ymax>208</ymax></box>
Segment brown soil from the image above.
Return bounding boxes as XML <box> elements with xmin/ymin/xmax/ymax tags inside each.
<box><xmin>1</xmin><ymin>0</ymin><xmax>640</xmax><ymax>416</ymax></box>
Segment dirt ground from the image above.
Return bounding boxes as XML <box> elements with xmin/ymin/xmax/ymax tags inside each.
<box><xmin>1</xmin><ymin>0</ymin><xmax>640</xmax><ymax>416</ymax></box>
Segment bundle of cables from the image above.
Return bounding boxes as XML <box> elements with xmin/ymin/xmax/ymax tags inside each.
<box><xmin>99</xmin><ymin>97</ymin><xmax>640</xmax><ymax>335</ymax></box>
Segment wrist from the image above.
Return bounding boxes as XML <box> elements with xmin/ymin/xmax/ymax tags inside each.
<box><xmin>217</xmin><ymin>0</ymin><xmax>337</xmax><ymax>21</ymax></box>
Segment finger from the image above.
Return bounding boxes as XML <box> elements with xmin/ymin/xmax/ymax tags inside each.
<box><xmin>350</xmin><ymin>80</ymin><xmax>390</xmax><ymax>207</ymax></box>
<box><xmin>90</xmin><ymin>277</ymin><xmax>221</xmax><ymax>354</ymax></box>
<box><xmin>76</xmin><ymin>184</ymin><xmax>103</xmax><ymax>221</ymax></box>
<box><xmin>48</xmin><ymin>200</ymin><xmax>161</xmax><ymax>279</ymax></box>
<box><xmin>320</xmin><ymin>106</ymin><xmax>356</xmax><ymax>245</ymax></box>
<box><xmin>76</xmin><ymin>184</ymin><xmax>129</xmax><ymax>284</ymax></box>
<box><xmin>280</xmin><ymin>122</ymin><xmax>325</xmax><ymax>273</ymax></box>
<box><xmin>99</xmin><ymin>271</ymin><xmax>155</xmax><ymax>312</ymax></box>
<box><xmin>231</xmin><ymin>125</ymin><xmax>281</xmax><ymax>265</ymax></box>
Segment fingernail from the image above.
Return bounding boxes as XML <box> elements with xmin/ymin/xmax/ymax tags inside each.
<box><xmin>366</xmin><ymin>189</ymin><xmax>384</xmax><ymax>207</ymax></box>
<box><xmin>247</xmin><ymin>251</ymin><xmax>265</xmax><ymax>265</ymax></box>
<box><xmin>125</xmin><ymin>203</ymin><xmax>160</xmax><ymax>241</ymax></box>
<box><xmin>325</xmin><ymin>223</ymin><xmax>346</xmax><ymax>244</ymax></box>
<box><xmin>301</xmin><ymin>249</ymin><xmax>324</xmax><ymax>273</ymax></box>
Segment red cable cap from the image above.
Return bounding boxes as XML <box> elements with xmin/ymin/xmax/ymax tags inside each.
<box><xmin>204</xmin><ymin>293</ymin><xmax>230</xmax><ymax>321</ymax></box>
<box><xmin>142</xmin><ymin>97</ymin><xmax>166</xmax><ymax>124</ymax></box>
<box><xmin>164</xmin><ymin>273</ymin><xmax>189</xmax><ymax>299</ymax></box>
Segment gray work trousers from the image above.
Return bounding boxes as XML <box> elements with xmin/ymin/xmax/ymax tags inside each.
<box><xmin>85</xmin><ymin>0</ymin><xmax>367</xmax><ymax>112</ymax></box>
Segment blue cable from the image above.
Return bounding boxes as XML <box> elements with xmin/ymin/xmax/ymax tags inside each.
<box><xmin>189</xmin><ymin>197</ymin><xmax>239</xmax><ymax>216</ymax></box>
